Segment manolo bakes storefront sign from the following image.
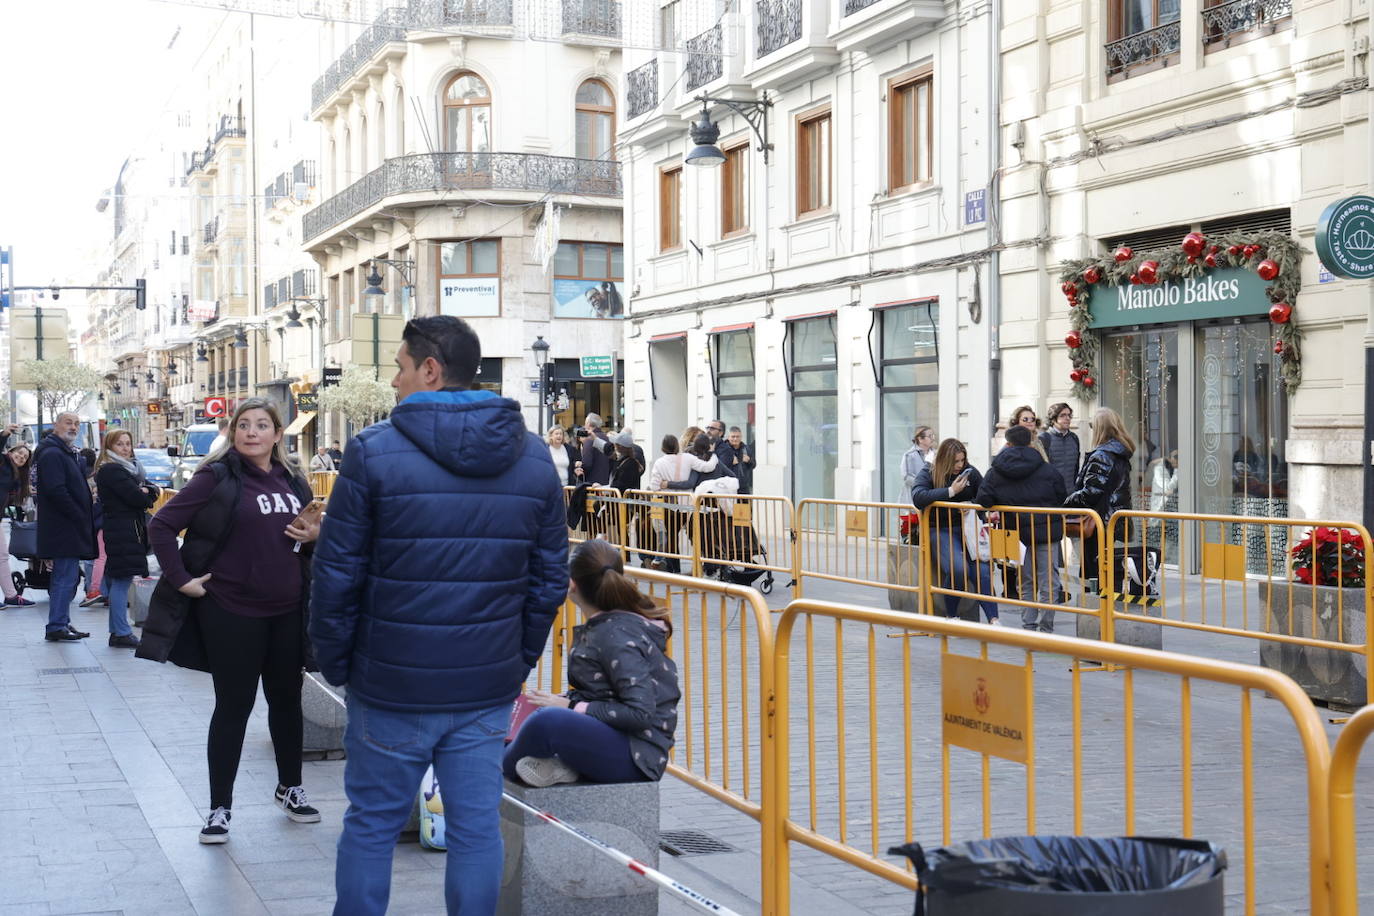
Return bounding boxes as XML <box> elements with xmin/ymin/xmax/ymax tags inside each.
<box><xmin>1088</xmin><ymin>266</ymin><xmax>1270</xmax><ymax>329</ymax></box>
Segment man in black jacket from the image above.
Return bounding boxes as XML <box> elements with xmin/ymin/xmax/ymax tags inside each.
<box><xmin>578</xmin><ymin>413</ymin><xmax>613</xmax><ymax>485</ymax></box>
<box><xmin>704</xmin><ymin>419</ymin><xmax>740</xmax><ymax>481</ymax></box>
<box><xmin>978</xmin><ymin>424</ymin><xmax>1067</xmax><ymax>632</ymax></box>
<box><xmin>725</xmin><ymin>426</ymin><xmax>754</xmax><ymax>494</ymax></box>
<box><xmin>34</xmin><ymin>413</ymin><xmax>97</xmax><ymax>641</ymax></box>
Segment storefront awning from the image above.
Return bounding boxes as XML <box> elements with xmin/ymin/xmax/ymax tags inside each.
<box><xmin>283</xmin><ymin>412</ymin><xmax>315</xmax><ymax>436</ymax></box>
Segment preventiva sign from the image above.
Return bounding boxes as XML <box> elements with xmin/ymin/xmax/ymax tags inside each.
<box><xmin>1315</xmin><ymin>195</ymin><xmax>1374</xmax><ymax>279</ymax></box>
<box><xmin>1087</xmin><ymin>267</ymin><xmax>1269</xmax><ymax>329</ymax></box>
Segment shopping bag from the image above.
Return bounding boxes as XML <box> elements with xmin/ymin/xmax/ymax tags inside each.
<box><xmin>416</xmin><ymin>765</ymin><xmax>446</xmax><ymax>851</ymax></box>
<box><xmin>1114</xmin><ymin>545</ymin><xmax>1161</xmax><ymax>600</ymax></box>
<box><xmin>506</xmin><ymin>693</ymin><xmax>539</xmax><ymax>744</ymax></box>
<box><xmin>962</xmin><ymin>509</ymin><xmax>992</xmax><ymax>563</ymax></box>
<box><xmin>8</xmin><ymin>519</ymin><xmax>38</xmax><ymax>559</ymax></box>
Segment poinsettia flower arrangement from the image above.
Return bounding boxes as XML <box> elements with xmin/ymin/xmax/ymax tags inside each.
<box><xmin>1290</xmin><ymin>526</ymin><xmax>1365</xmax><ymax>588</ymax></box>
<box><xmin>1057</xmin><ymin>230</ymin><xmax>1307</xmax><ymax>400</ymax></box>
<box><xmin>899</xmin><ymin>512</ymin><xmax>919</xmax><ymax>545</ymax></box>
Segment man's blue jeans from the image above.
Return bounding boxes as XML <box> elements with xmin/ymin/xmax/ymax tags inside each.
<box><xmin>335</xmin><ymin>695</ymin><xmax>508</xmax><ymax>916</ymax></box>
<box><xmin>46</xmin><ymin>557</ymin><xmax>80</xmax><ymax>634</ymax></box>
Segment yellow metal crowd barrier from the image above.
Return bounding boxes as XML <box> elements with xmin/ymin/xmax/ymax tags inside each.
<box><xmin>921</xmin><ymin>501</ymin><xmax>1111</xmax><ymax>634</ymax></box>
<box><xmin>562</xmin><ymin>485</ymin><xmax>623</xmax><ymax>551</ymax></box>
<box><xmin>617</xmin><ymin>488</ymin><xmax>696</xmax><ymax>572</ymax></box>
<box><xmin>150</xmin><ymin>488</ymin><xmax>178</xmax><ymax>515</ymax></box>
<box><xmin>309</xmin><ymin>470</ymin><xmax>338</xmax><ymax>499</ymax></box>
<box><xmin>1329</xmin><ymin>704</ymin><xmax>1374</xmax><ymax>915</ymax></box>
<box><xmin>692</xmin><ymin>493</ymin><xmax>793</xmax><ymax>593</ymax></box>
<box><xmin>794</xmin><ymin>498</ymin><xmax>921</xmax><ymax>607</ymax></box>
<box><xmin>764</xmin><ymin>601</ymin><xmax>1334</xmax><ymax>916</ymax></box>
<box><xmin>1108</xmin><ymin>511</ymin><xmax>1374</xmax><ymax>705</ymax></box>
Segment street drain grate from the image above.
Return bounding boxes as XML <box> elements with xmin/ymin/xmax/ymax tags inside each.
<box><xmin>659</xmin><ymin>829</ymin><xmax>738</xmax><ymax>857</ymax></box>
<box><xmin>37</xmin><ymin>666</ymin><xmax>104</xmax><ymax>676</ymax></box>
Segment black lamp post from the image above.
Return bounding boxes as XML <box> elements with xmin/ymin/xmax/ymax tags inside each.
<box><xmin>532</xmin><ymin>335</ymin><xmax>551</xmax><ymax>432</ymax></box>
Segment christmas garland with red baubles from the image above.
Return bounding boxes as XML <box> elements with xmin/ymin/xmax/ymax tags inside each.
<box><xmin>1058</xmin><ymin>230</ymin><xmax>1305</xmax><ymax>401</ymax></box>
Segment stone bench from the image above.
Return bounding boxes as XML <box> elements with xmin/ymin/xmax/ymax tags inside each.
<box><xmin>497</xmin><ymin>779</ymin><xmax>660</xmax><ymax>916</ymax></box>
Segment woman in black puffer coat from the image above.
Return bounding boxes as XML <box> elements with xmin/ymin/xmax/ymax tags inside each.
<box><xmin>504</xmin><ymin>538</ymin><xmax>680</xmax><ymax>787</ymax></box>
<box><xmin>94</xmin><ymin>430</ymin><xmax>160</xmax><ymax>648</ymax></box>
<box><xmin>1064</xmin><ymin>407</ymin><xmax>1135</xmax><ymax>585</ymax></box>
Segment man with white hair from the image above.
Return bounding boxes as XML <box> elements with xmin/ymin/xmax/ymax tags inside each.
<box><xmin>577</xmin><ymin>412</ymin><xmax>613</xmax><ymax>486</ymax></box>
<box><xmin>34</xmin><ymin>412</ymin><xmax>97</xmax><ymax>641</ymax></box>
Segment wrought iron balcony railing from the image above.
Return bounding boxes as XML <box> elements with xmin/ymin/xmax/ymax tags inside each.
<box><xmin>627</xmin><ymin>59</ymin><xmax>658</xmax><ymax>119</ymax></box>
<box><xmin>756</xmin><ymin>0</ymin><xmax>802</xmax><ymax>57</ymax></box>
<box><xmin>311</xmin><ymin>0</ymin><xmax>515</xmax><ymax>111</ymax></box>
<box><xmin>303</xmin><ymin>152</ymin><xmax>622</xmax><ymax>241</ymax></box>
<box><xmin>842</xmin><ymin>0</ymin><xmax>880</xmax><ymax>14</ymax></box>
<box><xmin>685</xmin><ymin>24</ymin><xmax>722</xmax><ymax>91</ymax></box>
<box><xmin>213</xmin><ymin>115</ymin><xmax>245</xmax><ymax>145</ymax></box>
<box><xmin>1105</xmin><ymin>19</ymin><xmax>1181</xmax><ymax>78</ymax></box>
<box><xmin>562</xmin><ymin>0</ymin><xmax>621</xmax><ymax>38</ymax></box>
<box><xmin>203</xmin><ymin>218</ymin><xmax>220</xmax><ymax>245</ymax></box>
<box><xmin>1202</xmin><ymin>0</ymin><xmax>1292</xmax><ymax>47</ymax></box>
<box><xmin>237</xmin><ymin>367</ymin><xmax>248</xmax><ymax>389</ymax></box>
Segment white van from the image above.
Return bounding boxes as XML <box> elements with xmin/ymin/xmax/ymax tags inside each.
<box><xmin>171</xmin><ymin>422</ymin><xmax>223</xmax><ymax>487</ymax></box>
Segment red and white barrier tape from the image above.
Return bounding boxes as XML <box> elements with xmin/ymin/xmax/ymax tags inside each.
<box><xmin>501</xmin><ymin>792</ymin><xmax>743</xmax><ymax>916</ymax></box>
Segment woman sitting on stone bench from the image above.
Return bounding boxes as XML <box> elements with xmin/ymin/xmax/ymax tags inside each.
<box><xmin>505</xmin><ymin>539</ymin><xmax>681</xmax><ymax>788</ymax></box>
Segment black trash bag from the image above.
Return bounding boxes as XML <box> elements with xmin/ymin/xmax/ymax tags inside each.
<box><xmin>889</xmin><ymin>835</ymin><xmax>1226</xmax><ymax>916</ymax></box>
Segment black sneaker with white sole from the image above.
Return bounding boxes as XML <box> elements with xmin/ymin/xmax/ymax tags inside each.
<box><xmin>275</xmin><ymin>784</ymin><xmax>321</xmax><ymax>823</ymax></box>
<box><xmin>199</xmin><ymin>807</ymin><xmax>231</xmax><ymax>844</ymax></box>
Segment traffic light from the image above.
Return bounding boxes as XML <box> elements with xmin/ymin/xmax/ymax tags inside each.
<box><xmin>542</xmin><ymin>363</ymin><xmax>556</xmax><ymax>403</ymax></box>
<box><xmin>135</xmin><ymin>278</ymin><xmax>147</xmax><ymax>310</ymax></box>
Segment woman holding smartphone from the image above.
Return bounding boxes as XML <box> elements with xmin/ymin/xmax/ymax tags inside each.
<box><xmin>912</xmin><ymin>438</ymin><xmax>1001</xmax><ymax>624</ymax></box>
<box><xmin>142</xmin><ymin>398</ymin><xmax>323</xmax><ymax>845</ymax></box>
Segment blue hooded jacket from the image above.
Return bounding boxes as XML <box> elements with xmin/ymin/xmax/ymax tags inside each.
<box><xmin>309</xmin><ymin>389</ymin><xmax>569</xmax><ymax>713</ymax></box>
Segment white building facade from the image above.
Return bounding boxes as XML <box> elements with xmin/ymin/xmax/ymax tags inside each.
<box><xmin>620</xmin><ymin>0</ymin><xmax>997</xmax><ymax>506</ymax></box>
<box><xmin>302</xmin><ymin>5</ymin><xmax>626</xmax><ymax>440</ymax></box>
<box><xmin>999</xmin><ymin>0</ymin><xmax>1368</xmax><ymax>526</ymax></box>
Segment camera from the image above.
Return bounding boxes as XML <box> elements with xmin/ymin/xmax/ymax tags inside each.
<box><xmin>574</xmin><ymin>428</ymin><xmax>590</xmax><ymax>438</ymax></box>
<box><xmin>49</xmin><ymin>286</ymin><xmax>60</xmax><ymax>300</ymax></box>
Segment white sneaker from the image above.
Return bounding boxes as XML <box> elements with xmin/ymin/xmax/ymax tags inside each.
<box><xmin>989</xmin><ymin>618</ymin><xmax>1003</xmax><ymax>625</ymax></box>
<box><xmin>515</xmin><ymin>756</ymin><xmax>580</xmax><ymax>788</ymax></box>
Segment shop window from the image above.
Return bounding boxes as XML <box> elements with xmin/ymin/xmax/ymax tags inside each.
<box><xmin>796</xmin><ymin>106</ymin><xmax>831</xmax><ymax>217</ymax></box>
<box><xmin>787</xmin><ymin>315</ymin><xmax>837</xmax><ymax>505</ymax></box>
<box><xmin>437</xmin><ymin>239</ymin><xmax>501</xmax><ymax>317</ymax></box>
<box><xmin>712</xmin><ymin>328</ymin><xmax>755</xmax><ymax>444</ymax></box>
<box><xmin>888</xmin><ymin>69</ymin><xmax>932</xmax><ymax>192</ymax></box>
<box><xmin>553</xmin><ymin>242</ymin><xmax>624</xmax><ymax>319</ymax></box>
<box><xmin>877</xmin><ymin>302</ymin><xmax>939</xmax><ymax>505</ymax></box>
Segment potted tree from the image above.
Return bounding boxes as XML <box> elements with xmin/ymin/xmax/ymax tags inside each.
<box><xmin>1258</xmin><ymin>526</ymin><xmax>1369</xmax><ymax>709</ymax></box>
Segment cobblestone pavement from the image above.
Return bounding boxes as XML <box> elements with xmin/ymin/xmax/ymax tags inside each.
<box><xmin>2</xmin><ymin>562</ymin><xmax>1371</xmax><ymax>915</ymax></box>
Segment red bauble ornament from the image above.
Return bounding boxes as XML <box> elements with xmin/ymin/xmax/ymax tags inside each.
<box><xmin>1256</xmin><ymin>259</ymin><xmax>1279</xmax><ymax>281</ymax></box>
<box><xmin>1130</xmin><ymin>274</ymin><xmax>1142</xmax><ymax>285</ymax></box>
<box><xmin>1274</xmin><ymin>341</ymin><xmax>1286</xmax><ymax>355</ymax></box>
<box><xmin>1082</xmin><ymin>375</ymin><xmax>1096</xmax><ymax>387</ymax></box>
<box><xmin>1181</xmin><ymin>232</ymin><xmax>1206</xmax><ymax>257</ymax></box>
<box><xmin>1243</xmin><ymin>245</ymin><xmax>1258</xmax><ymax>259</ymax></box>
<box><xmin>1114</xmin><ymin>246</ymin><xmax>1133</xmax><ymax>262</ymax></box>
<box><xmin>1138</xmin><ymin>260</ymin><xmax>1160</xmax><ymax>284</ymax></box>
<box><xmin>1227</xmin><ymin>244</ymin><xmax>1243</xmax><ymax>256</ymax></box>
<box><xmin>1209</xmin><ymin>245</ymin><xmax>1220</xmax><ymax>255</ymax></box>
<box><xmin>1061</xmin><ymin>281</ymin><xmax>1077</xmax><ymax>296</ymax></box>
<box><xmin>1187</xmin><ymin>255</ymin><xmax>1198</xmax><ymax>265</ymax></box>
<box><xmin>1083</xmin><ymin>266</ymin><xmax>1101</xmax><ymax>284</ymax></box>
<box><xmin>1065</xmin><ymin>330</ymin><xmax>1083</xmax><ymax>349</ymax></box>
<box><xmin>1069</xmin><ymin>369</ymin><xmax>1084</xmax><ymax>383</ymax></box>
<box><xmin>1204</xmin><ymin>253</ymin><xmax>1218</xmax><ymax>268</ymax></box>
<box><xmin>1269</xmin><ymin>302</ymin><xmax>1292</xmax><ymax>324</ymax></box>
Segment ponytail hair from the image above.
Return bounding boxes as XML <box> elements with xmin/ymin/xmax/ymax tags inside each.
<box><xmin>570</xmin><ymin>539</ymin><xmax>671</xmax><ymax>633</ymax></box>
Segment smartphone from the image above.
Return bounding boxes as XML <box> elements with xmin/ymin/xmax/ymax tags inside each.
<box><xmin>957</xmin><ymin>468</ymin><xmax>972</xmax><ymax>480</ymax></box>
<box><xmin>290</xmin><ymin>499</ymin><xmax>326</xmax><ymax>528</ymax></box>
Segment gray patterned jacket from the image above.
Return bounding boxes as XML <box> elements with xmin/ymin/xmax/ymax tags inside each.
<box><xmin>567</xmin><ymin>611</ymin><xmax>680</xmax><ymax>780</ymax></box>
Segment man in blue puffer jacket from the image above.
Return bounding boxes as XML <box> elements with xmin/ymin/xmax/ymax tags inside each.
<box><xmin>310</xmin><ymin>315</ymin><xmax>568</xmax><ymax>916</ymax></box>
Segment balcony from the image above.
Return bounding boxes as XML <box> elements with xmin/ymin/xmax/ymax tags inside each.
<box><xmin>842</xmin><ymin>0</ymin><xmax>878</xmax><ymax>13</ymax></box>
<box><xmin>213</xmin><ymin>115</ymin><xmax>245</xmax><ymax>145</ymax></box>
<box><xmin>1202</xmin><ymin>0</ymin><xmax>1292</xmax><ymax>51</ymax></box>
<box><xmin>1105</xmin><ymin>19</ymin><xmax>1181</xmax><ymax>81</ymax></box>
<box><xmin>685</xmin><ymin>25</ymin><xmax>723</xmax><ymax>91</ymax></box>
<box><xmin>562</xmin><ymin>0</ymin><xmax>621</xmax><ymax>40</ymax></box>
<box><xmin>311</xmin><ymin>0</ymin><xmax>515</xmax><ymax>113</ymax></box>
<box><xmin>627</xmin><ymin>59</ymin><xmax>659</xmax><ymax>119</ymax></box>
<box><xmin>756</xmin><ymin>0</ymin><xmax>802</xmax><ymax>58</ymax></box>
<box><xmin>203</xmin><ymin>217</ymin><xmax>220</xmax><ymax>246</ymax></box>
<box><xmin>238</xmin><ymin>367</ymin><xmax>248</xmax><ymax>389</ymax></box>
<box><xmin>303</xmin><ymin>152</ymin><xmax>622</xmax><ymax>242</ymax></box>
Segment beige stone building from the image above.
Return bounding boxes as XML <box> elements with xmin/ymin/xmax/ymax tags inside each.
<box><xmin>999</xmin><ymin>0</ymin><xmax>1367</xmax><ymax>525</ymax></box>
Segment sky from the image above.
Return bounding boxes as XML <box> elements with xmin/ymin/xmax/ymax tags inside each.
<box><xmin>0</xmin><ymin>1</ymin><xmax>224</xmax><ymax>289</ymax></box>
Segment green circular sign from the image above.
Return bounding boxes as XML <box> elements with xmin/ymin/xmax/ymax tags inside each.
<box><xmin>1316</xmin><ymin>195</ymin><xmax>1374</xmax><ymax>279</ymax></box>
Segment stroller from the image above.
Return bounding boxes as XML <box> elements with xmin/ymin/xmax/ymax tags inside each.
<box><xmin>7</xmin><ymin>511</ymin><xmax>51</xmax><ymax>596</ymax></box>
<box><xmin>698</xmin><ymin>504</ymin><xmax>775</xmax><ymax>594</ymax></box>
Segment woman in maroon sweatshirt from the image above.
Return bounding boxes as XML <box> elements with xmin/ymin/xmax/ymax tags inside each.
<box><xmin>148</xmin><ymin>398</ymin><xmax>322</xmax><ymax>845</ymax></box>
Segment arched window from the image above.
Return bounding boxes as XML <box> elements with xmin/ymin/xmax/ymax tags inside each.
<box><xmin>359</xmin><ymin>114</ymin><xmax>369</xmax><ymax>174</ymax></box>
<box><xmin>443</xmin><ymin>72</ymin><xmax>491</xmax><ymax>153</ymax></box>
<box><xmin>376</xmin><ymin>100</ymin><xmax>386</xmax><ymax>161</ymax></box>
<box><xmin>575</xmin><ymin>79</ymin><xmax>615</xmax><ymax>160</ymax></box>
<box><xmin>395</xmin><ymin>86</ymin><xmax>406</xmax><ymax>155</ymax></box>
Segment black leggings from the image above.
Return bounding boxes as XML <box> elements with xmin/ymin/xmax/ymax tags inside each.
<box><xmin>197</xmin><ymin>595</ymin><xmax>303</xmax><ymax>809</ymax></box>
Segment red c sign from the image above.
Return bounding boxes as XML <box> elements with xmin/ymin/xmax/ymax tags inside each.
<box><xmin>204</xmin><ymin>396</ymin><xmax>227</xmax><ymax>418</ymax></box>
